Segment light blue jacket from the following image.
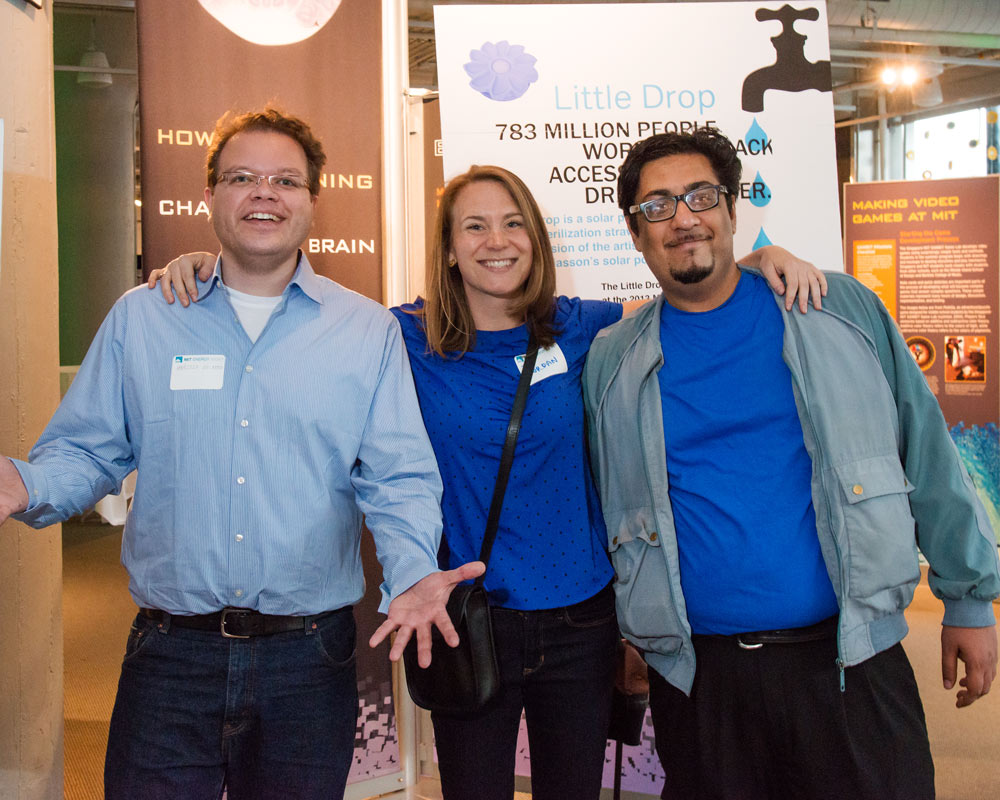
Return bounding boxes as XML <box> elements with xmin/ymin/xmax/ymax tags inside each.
<box><xmin>583</xmin><ymin>270</ymin><xmax>1000</xmax><ymax>694</ymax></box>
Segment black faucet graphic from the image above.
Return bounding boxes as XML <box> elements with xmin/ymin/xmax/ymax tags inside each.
<box><xmin>741</xmin><ymin>4</ymin><xmax>831</xmax><ymax>113</ymax></box>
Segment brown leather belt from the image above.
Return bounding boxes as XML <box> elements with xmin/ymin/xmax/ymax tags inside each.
<box><xmin>140</xmin><ymin>607</ymin><xmax>339</xmax><ymax>639</ymax></box>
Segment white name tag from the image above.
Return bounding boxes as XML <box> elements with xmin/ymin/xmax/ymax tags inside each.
<box><xmin>515</xmin><ymin>344</ymin><xmax>568</xmax><ymax>385</ymax></box>
<box><xmin>170</xmin><ymin>354</ymin><xmax>226</xmax><ymax>390</ymax></box>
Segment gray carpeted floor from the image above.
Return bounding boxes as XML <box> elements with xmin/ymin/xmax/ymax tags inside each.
<box><xmin>62</xmin><ymin>519</ymin><xmax>1000</xmax><ymax>799</ymax></box>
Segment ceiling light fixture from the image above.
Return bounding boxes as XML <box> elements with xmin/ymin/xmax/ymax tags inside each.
<box><xmin>77</xmin><ymin>19</ymin><xmax>113</xmax><ymax>89</ymax></box>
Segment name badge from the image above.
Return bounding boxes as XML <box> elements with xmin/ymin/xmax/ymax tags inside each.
<box><xmin>170</xmin><ymin>354</ymin><xmax>226</xmax><ymax>390</ymax></box>
<box><xmin>515</xmin><ymin>344</ymin><xmax>568</xmax><ymax>385</ymax></box>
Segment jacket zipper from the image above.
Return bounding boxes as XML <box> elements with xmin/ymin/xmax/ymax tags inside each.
<box><xmin>637</xmin><ymin>350</ymin><xmax>691</xmax><ymax>655</ymax></box>
<box><xmin>787</xmin><ymin>350</ymin><xmax>848</xmax><ymax>693</ymax></box>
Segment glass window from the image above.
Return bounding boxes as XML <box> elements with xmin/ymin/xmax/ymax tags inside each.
<box><xmin>904</xmin><ymin>109</ymin><xmax>988</xmax><ymax>180</ymax></box>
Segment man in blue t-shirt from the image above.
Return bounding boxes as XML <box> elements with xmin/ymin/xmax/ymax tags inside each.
<box><xmin>583</xmin><ymin>128</ymin><xmax>1000</xmax><ymax>800</ymax></box>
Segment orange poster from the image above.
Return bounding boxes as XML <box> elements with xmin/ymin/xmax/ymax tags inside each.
<box><xmin>844</xmin><ymin>176</ymin><xmax>1000</xmax><ymax>539</ymax></box>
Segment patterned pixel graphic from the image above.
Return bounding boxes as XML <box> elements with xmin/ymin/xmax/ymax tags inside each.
<box><xmin>599</xmin><ymin>714</ymin><xmax>664</xmax><ymax>796</ymax></box>
<box><xmin>511</xmin><ymin>711</ymin><xmax>665</xmax><ymax>794</ymax></box>
<box><xmin>349</xmin><ymin>677</ymin><xmax>400</xmax><ymax>780</ymax></box>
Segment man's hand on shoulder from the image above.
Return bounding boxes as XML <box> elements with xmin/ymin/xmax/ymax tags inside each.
<box><xmin>942</xmin><ymin>623</ymin><xmax>998</xmax><ymax>707</ymax></box>
<box><xmin>0</xmin><ymin>458</ymin><xmax>30</xmax><ymax>525</ymax></box>
<box><xmin>369</xmin><ymin>560</ymin><xmax>487</xmax><ymax>667</ymax></box>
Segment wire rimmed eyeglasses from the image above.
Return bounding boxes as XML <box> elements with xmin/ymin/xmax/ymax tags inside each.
<box><xmin>218</xmin><ymin>171</ymin><xmax>309</xmax><ymax>191</ymax></box>
<box><xmin>628</xmin><ymin>185</ymin><xmax>729</xmax><ymax>223</ymax></box>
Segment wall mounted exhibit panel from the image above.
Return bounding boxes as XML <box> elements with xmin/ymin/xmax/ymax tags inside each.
<box><xmin>137</xmin><ymin>0</ymin><xmax>383</xmax><ymax>302</ymax></box>
<box><xmin>845</xmin><ymin>176</ymin><xmax>1000</xmax><ymax>541</ymax></box>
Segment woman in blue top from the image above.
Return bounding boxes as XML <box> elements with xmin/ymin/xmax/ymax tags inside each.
<box><xmin>150</xmin><ymin>165</ymin><xmax>823</xmax><ymax>800</ymax></box>
<box><xmin>393</xmin><ymin>167</ymin><xmax>623</xmax><ymax>800</ymax></box>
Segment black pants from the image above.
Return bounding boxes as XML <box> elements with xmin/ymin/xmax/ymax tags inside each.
<box><xmin>649</xmin><ymin>637</ymin><xmax>934</xmax><ymax>800</ymax></box>
<box><xmin>432</xmin><ymin>584</ymin><xmax>618</xmax><ymax>800</ymax></box>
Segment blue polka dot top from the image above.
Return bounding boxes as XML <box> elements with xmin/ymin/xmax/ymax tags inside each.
<box><xmin>392</xmin><ymin>297</ymin><xmax>622</xmax><ymax>609</ymax></box>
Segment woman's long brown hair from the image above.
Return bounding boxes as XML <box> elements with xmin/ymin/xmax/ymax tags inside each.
<box><xmin>417</xmin><ymin>165</ymin><xmax>558</xmax><ymax>357</ymax></box>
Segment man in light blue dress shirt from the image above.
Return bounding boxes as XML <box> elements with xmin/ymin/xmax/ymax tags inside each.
<box><xmin>0</xmin><ymin>107</ymin><xmax>482</xmax><ymax>800</ymax></box>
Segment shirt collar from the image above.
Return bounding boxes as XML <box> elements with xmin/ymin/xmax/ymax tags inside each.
<box><xmin>287</xmin><ymin>252</ymin><xmax>324</xmax><ymax>304</ymax></box>
<box><xmin>199</xmin><ymin>256</ymin><xmax>225</xmax><ymax>300</ymax></box>
<box><xmin>201</xmin><ymin>250</ymin><xmax>324</xmax><ymax>305</ymax></box>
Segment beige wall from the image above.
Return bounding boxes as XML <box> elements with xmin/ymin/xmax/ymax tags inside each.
<box><xmin>0</xmin><ymin>2</ymin><xmax>65</xmax><ymax>798</ymax></box>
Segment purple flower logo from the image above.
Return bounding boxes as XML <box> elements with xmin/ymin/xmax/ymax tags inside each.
<box><xmin>464</xmin><ymin>41</ymin><xmax>538</xmax><ymax>102</ymax></box>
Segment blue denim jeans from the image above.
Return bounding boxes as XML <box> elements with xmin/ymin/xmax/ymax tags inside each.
<box><xmin>104</xmin><ymin>608</ymin><xmax>358</xmax><ymax>800</ymax></box>
<box><xmin>432</xmin><ymin>583</ymin><xmax>618</xmax><ymax>800</ymax></box>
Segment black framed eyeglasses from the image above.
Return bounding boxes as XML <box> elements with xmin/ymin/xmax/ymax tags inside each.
<box><xmin>218</xmin><ymin>171</ymin><xmax>308</xmax><ymax>191</ymax></box>
<box><xmin>628</xmin><ymin>185</ymin><xmax>729</xmax><ymax>223</ymax></box>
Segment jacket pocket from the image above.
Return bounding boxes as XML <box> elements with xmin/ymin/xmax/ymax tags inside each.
<box><xmin>607</xmin><ymin>518</ymin><xmax>661</xmax><ymax>585</ymax></box>
<box><xmin>833</xmin><ymin>455</ymin><xmax>920</xmax><ymax>599</ymax></box>
<box><xmin>608</xmin><ymin>517</ymin><xmax>682</xmax><ymax>654</ymax></box>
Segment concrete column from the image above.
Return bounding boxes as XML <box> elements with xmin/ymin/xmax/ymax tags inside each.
<box><xmin>0</xmin><ymin>3</ymin><xmax>65</xmax><ymax>799</ymax></box>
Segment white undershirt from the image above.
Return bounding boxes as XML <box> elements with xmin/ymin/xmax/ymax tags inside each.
<box><xmin>222</xmin><ymin>283</ymin><xmax>282</xmax><ymax>343</ymax></box>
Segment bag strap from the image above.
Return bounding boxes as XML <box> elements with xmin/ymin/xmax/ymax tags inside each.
<box><xmin>474</xmin><ymin>332</ymin><xmax>539</xmax><ymax>582</ymax></box>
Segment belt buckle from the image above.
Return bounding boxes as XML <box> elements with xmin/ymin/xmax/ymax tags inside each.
<box><xmin>220</xmin><ymin>608</ymin><xmax>251</xmax><ymax>639</ymax></box>
<box><xmin>736</xmin><ymin>635</ymin><xmax>763</xmax><ymax>650</ymax></box>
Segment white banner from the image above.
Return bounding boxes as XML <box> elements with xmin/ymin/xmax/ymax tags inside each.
<box><xmin>435</xmin><ymin>2</ymin><xmax>843</xmax><ymax>304</ymax></box>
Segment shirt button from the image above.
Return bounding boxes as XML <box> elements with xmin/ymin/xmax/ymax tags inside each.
<box><xmin>612</xmin><ymin>536</ymin><xmax>618</xmax><ymax>545</ymax></box>
<box><xmin>240</xmin><ymin>419</ymin><xmax>249</xmax><ymax>428</ymax></box>
<box><xmin>237</xmin><ymin>476</ymin><xmax>245</xmax><ymax>485</ymax></box>
<box><xmin>649</xmin><ymin>532</ymin><xmax>658</xmax><ymax>542</ymax></box>
<box><xmin>235</xmin><ymin>534</ymin><xmax>244</xmax><ymax>542</ymax></box>
<box><xmin>852</xmin><ymin>484</ymin><xmax>864</xmax><ymax>495</ymax></box>
<box><xmin>234</xmin><ymin>589</ymin><xmax>243</xmax><ymax>598</ymax></box>
<box><xmin>245</xmin><ymin>365</ymin><xmax>253</xmax><ymax>373</ymax></box>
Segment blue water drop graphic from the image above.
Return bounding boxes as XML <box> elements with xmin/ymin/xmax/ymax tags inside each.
<box><xmin>748</xmin><ymin>171</ymin><xmax>772</xmax><ymax>208</ymax></box>
<box><xmin>745</xmin><ymin>117</ymin><xmax>769</xmax><ymax>150</ymax></box>
<box><xmin>753</xmin><ymin>228</ymin><xmax>772</xmax><ymax>250</ymax></box>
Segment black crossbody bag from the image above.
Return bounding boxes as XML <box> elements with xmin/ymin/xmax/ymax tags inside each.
<box><xmin>403</xmin><ymin>335</ymin><xmax>539</xmax><ymax>714</ymax></box>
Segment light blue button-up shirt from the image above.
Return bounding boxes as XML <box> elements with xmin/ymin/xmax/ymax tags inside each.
<box><xmin>13</xmin><ymin>256</ymin><xmax>443</xmax><ymax>615</ymax></box>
